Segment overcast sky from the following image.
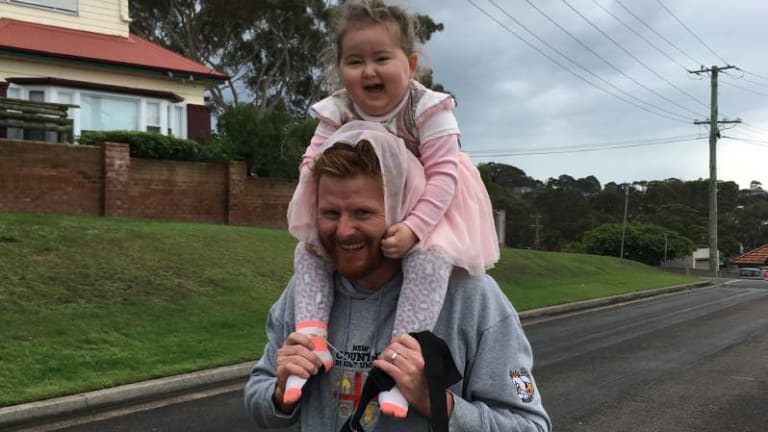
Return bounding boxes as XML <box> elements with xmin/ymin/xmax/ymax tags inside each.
<box><xmin>401</xmin><ymin>0</ymin><xmax>768</xmax><ymax>190</ymax></box>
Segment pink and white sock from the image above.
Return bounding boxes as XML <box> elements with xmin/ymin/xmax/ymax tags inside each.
<box><xmin>282</xmin><ymin>321</ymin><xmax>333</xmax><ymax>404</ymax></box>
<box><xmin>379</xmin><ymin>385</ymin><xmax>408</xmax><ymax>418</ymax></box>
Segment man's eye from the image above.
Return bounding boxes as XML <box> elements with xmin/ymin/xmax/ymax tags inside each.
<box><xmin>354</xmin><ymin>210</ymin><xmax>372</xmax><ymax>219</ymax></box>
<box><xmin>322</xmin><ymin>211</ymin><xmax>340</xmax><ymax>220</ymax></box>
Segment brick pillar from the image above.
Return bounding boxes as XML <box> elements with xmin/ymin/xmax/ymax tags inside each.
<box><xmin>227</xmin><ymin>161</ymin><xmax>247</xmax><ymax>225</ymax></box>
<box><xmin>103</xmin><ymin>142</ymin><xmax>130</xmax><ymax>217</ymax></box>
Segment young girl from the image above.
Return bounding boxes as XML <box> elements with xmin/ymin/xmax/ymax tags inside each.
<box><xmin>285</xmin><ymin>0</ymin><xmax>500</xmax><ymax>418</ymax></box>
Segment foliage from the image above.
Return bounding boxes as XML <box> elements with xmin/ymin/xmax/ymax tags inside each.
<box><xmin>130</xmin><ymin>0</ymin><xmax>334</xmax><ymax>115</ymax></box>
<box><xmin>213</xmin><ymin>104</ymin><xmax>316</xmax><ymax>178</ymax></box>
<box><xmin>79</xmin><ymin>130</ymin><xmax>229</xmax><ymax>162</ymax></box>
<box><xmin>129</xmin><ymin>1</ymin><xmax>446</xmax><ymax>116</ymax></box>
<box><xmin>481</xmin><ymin>163</ymin><xmax>768</xmax><ymax>263</ymax></box>
<box><xmin>0</xmin><ymin>213</ymin><xmax>695</xmax><ymax>406</ymax></box>
<box><xmin>582</xmin><ymin>223</ymin><xmax>695</xmax><ymax>266</ymax></box>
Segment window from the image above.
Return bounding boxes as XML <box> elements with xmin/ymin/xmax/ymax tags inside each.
<box><xmin>26</xmin><ymin>90</ymin><xmax>47</xmax><ymax>141</ymax></box>
<box><xmin>81</xmin><ymin>94</ymin><xmax>139</xmax><ymax>132</ymax></box>
<box><xmin>8</xmin><ymin>84</ymin><xmax>189</xmax><ymax>140</ymax></box>
<box><xmin>145</xmin><ymin>102</ymin><xmax>161</xmax><ymax>133</ymax></box>
<box><xmin>4</xmin><ymin>0</ymin><xmax>78</xmax><ymax>14</ymax></box>
<box><xmin>171</xmin><ymin>105</ymin><xmax>185</xmax><ymax>137</ymax></box>
<box><xmin>5</xmin><ymin>86</ymin><xmax>23</xmax><ymax>139</ymax></box>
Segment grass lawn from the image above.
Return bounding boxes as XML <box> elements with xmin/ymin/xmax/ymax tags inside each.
<box><xmin>0</xmin><ymin>213</ymin><xmax>697</xmax><ymax>407</ymax></box>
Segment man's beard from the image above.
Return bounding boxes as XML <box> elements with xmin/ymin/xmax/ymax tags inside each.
<box><xmin>324</xmin><ymin>237</ymin><xmax>385</xmax><ymax>281</ymax></box>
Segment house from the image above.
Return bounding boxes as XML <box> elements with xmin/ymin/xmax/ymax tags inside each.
<box><xmin>0</xmin><ymin>0</ymin><xmax>227</xmax><ymax>143</ymax></box>
<box><xmin>730</xmin><ymin>244</ymin><xmax>768</xmax><ymax>268</ymax></box>
<box><xmin>665</xmin><ymin>247</ymin><xmax>721</xmax><ymax>272</ymax></box>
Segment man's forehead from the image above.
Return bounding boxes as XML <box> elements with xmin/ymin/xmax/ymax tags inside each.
<box><xmin>317</xmin><ymin>174</ymin><xmax>384</xmax><ymax>204</ymax></box>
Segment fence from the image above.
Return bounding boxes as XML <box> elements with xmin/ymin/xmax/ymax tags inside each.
<box><xmin>0</xmin><ymin>138</ymin><xmax>296</xmax><ymax>228</ymax></box>
<box><xmin>0</xmin><ymin>98</ymin><xmax>75</xmax><ymax>143</ymax></box>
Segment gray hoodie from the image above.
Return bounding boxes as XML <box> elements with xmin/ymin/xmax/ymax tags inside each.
<box><xmin>244</xmin><ymin>268</ymin><xmax>551</xmax><ymax>432</ymax></box>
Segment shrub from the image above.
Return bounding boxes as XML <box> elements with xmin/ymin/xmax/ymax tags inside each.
<box><xmin>78</xmin><ymin>130</ymin><xmax>230</xmax><ymax>162</ymax></box>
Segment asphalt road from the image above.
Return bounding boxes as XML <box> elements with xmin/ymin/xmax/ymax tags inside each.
<box><xmin>16</xmin><ymin>280</ymin><xmax>768</xmax><ymax>432</ymax></box>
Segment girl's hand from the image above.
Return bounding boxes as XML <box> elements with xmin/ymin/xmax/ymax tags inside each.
<box><xmin>273</xmin><ymin>332</ymin><xmax>323</xmax><ymax>412</ymax></box>
<box><xmin>381</xmin><ymin>223</ymin><xmax>418</xmax><ymax>258</ymax></box>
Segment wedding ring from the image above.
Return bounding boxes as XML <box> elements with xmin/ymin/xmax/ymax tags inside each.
<box><xmin>390</xmin><ymin>352</ymin><xmax>399</xmax><ymax>363</ymax></box>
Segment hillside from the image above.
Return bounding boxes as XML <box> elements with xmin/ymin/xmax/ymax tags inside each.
<box><xmin>0</xmin><ymin>213</ymin><xmax>696</xmax><ymax>406</ymax></box>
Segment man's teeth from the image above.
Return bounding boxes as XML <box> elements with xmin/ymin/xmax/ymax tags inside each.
<box><xmin>340</xmin><ymin>242</ymin><xmax>364</xmax><ymax>250</ymax></box>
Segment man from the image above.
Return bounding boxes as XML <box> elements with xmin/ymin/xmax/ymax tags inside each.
<box><xmin>244</xmin><ymin>123</ymin><xmax>551</xmax><ymax>431</ymax></box>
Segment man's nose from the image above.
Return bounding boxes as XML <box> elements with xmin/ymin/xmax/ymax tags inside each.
<box><xmin>335</xmin><ymin>214</ymin><xmax>357</xmax><ymax>238</ymax></box>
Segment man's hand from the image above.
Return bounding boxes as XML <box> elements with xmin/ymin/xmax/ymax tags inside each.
<box><xmin>273</xmin><ymin>332</ymin><xmax>324</xmax><ymax>413</ymax></box>
<box><xmin>373</xmin><ymin>334</ymin><xmax>454</xmax><ymax>419</ymax></box>
<box><xmin>381</xmin><ymin>223</ymin><xmax>418</xmax><ymax>258</ymax></box>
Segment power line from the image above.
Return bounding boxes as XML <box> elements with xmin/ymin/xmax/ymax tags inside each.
<box><xmin>721</xmin><ymin>135</ymin><xmax>768</xmax><ymax>147</ymax></box>
<box><xmin>737</xmin><ymin>68</ymin><xmax>768</xmax><ymax>82</ymax></box>
<box><xmin>720</xmin><ymin>80</ymin><xmax>768</xmax><ymax>98</ymax></box>
<box><xmin>655</xmin><ymin>0</ymin><xmax>729</xmax><ymax>65</ymax></box>
<box><xmin>489</xmin><ymin>0</ymin><xmax>696</xmax><ymax>121</ymax></box>
<box><xmin>614</xmin><ymin>0</ymin><xmax>704</xmax><ymax>67</ymax></box>
<box><xmin>463</xmin><ymin>0</ymin><xmax>692</xmax><ymax>123</ymax></box>
<box><xmin>590</xmin><ymin>0</ymin><xmax>692</xmax><ymax>72</ymax></box>
<box><xmin>722</xmin><ymin>72</ymin><xmax>768</xmax><ymax>90</ymax></box>
<box><xmin>741</xmin><ymin>122</ymin><xmax>768</xmax><ymax>135</ymax></box>
<box><xmin>519</xmin><ymin>0</ymin><xmax>705</xmax><ymax>119</ymax></box>
<box><xmin>464</xmin><ymin>135</ymin><xmax>705</xmax><ymax>157</ymax></box>
<box><xmin>561</xmin><ymin>0</ymin><xmax>710</xmax><ymax>110</ymax></box>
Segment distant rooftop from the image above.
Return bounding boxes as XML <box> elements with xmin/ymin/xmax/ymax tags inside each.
<box><xmin>0</xmin><ymin>18</ymin><xmax>227</xmax><ymax>82</ymax></box>
<box><xmin>730</xmin><ymin>244</ymin><xmax>768</xmax><ymax>266</ymax></box>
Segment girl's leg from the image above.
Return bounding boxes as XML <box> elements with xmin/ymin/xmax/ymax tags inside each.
<box><xmin>284</xmin><ymin>242</ymin><xmax>335</xmax><ymax>404</ymax></box>
<box><xmin>379</xmin><ymin>249</ymin><xmax>452</xmax><ymax>418</ymax></box>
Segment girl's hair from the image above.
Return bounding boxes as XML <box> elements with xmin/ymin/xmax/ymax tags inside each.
<box><xmin>312</xmin><ymin>141</ymin><xmax>382</xmax><ymax>183</ymax></box>
<box><xmin>334</xmin><ymin>0</ymin><xmax>418</xmax><ymax>63</ymax></box>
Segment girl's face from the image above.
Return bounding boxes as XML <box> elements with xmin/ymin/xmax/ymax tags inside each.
<box><xmin>339</xmin><ymin>23</ymin><xmax>418</xmax><ymax>117</ymax></box>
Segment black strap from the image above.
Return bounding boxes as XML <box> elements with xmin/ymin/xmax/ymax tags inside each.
<box><xmin>338</xmin><ymin>331</ymin><xmax>462</xmax><ymax>432</ymax></box>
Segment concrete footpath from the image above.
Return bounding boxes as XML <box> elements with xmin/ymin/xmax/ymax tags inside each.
<box><xmin>0</xmin><ymin>280</ymin><xmax>712</xmax><ymax>430</ymax></box>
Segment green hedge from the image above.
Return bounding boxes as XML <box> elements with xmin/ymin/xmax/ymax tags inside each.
<box><xmin>79</xmin><ymin>130</ymin><xmax>230</xmax><ymax>162</ymax></box>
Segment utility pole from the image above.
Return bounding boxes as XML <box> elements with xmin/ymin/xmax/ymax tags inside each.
<box><xmin>619</xmin><ymin>183</ymin><xmax>629</xmax><ymax>259</ymax></box>
<box><xmin>689</xmin><ymin>65</ymin><xmax>741</xmax><ymax>278</ymax></box>
<box><xmin>531</xmin><ymin>213</ymin><xmax>542</xmax><ymax>250</ymax></box>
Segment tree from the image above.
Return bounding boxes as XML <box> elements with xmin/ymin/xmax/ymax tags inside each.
<box><xmin>214</xmin><ymin>104</ymin><xmax>316</xmax><ymax>178</ymax></box>
<box><xmin>130</xmin><ymin>0</ymin><xmax>334</xmax><ymax>115</ymax></box>
<box><xmin>582</xmin><ymin>223</ymin><xmax>695</xmax><ymax>266</ymax></box>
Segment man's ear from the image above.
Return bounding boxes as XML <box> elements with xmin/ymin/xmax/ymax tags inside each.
<box><xmin>408</xmin><ymin>53</ymin><xmax>419</xmax><ymax>78</ymax></box>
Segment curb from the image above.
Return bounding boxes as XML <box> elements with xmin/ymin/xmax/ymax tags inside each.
<box><xmin>518</xmin><ymin>280</ymin><xmax>712</xmax><ymax>320</ymax></box>
<box><xmin>0</xmin><ymin>362</ymin><xmax>253</xmax><ymax>429</ymax></box>
<box><xmin>0</xmin><ymin>281</ymin><xmax>712</xmax><ymax>429</ymax></box>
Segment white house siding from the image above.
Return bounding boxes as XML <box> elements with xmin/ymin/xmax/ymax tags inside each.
<box><xmin>0</xmin><ymin>0</ymin><xmax>129</xmax><ymax>37</ymax></box>
<box><xmin>0</xmin><ymin>56</ymin><xmax>207</xmax><ymax>105</ymax></box>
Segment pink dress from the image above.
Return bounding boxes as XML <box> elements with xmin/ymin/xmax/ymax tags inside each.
<box><xmin>289</xmin><ymin>80</ymin><xmax>499</xmax><ymax>274</ymax></box>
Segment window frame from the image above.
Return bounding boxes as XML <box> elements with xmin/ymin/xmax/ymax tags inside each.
<box><xmin>2</xmin><ymin>0</ymin><xmax>78</xmax><ymax>15</ymax></box>
<box><xmin>7</xmin><ymin>84</ymin><xmax>188</xmax><ymax>140</ymax></box>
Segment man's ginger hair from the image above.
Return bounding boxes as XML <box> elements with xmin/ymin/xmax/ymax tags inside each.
<box><xmin>312</xmin><ymin>141</ymin><xmax>382</xmax><ymax>183</ymax></box>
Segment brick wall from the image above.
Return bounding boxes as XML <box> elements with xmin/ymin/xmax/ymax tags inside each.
<box><xmin>0</xmin><ymin>139</ymin><xmax>104</xmax><ymax>216</ymax></box>
<box><xmin>0</xmin><ymin>138</ymin><xmax>296</xmax><ymax>228</ymax></box>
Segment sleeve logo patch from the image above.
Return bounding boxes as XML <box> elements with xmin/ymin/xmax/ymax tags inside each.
<box><xmin>510</xmin><ymin>368</ymin><xmax>535</xmax><ymax>403</ymax></box>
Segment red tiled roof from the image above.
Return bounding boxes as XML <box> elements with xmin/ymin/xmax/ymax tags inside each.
<box><xmin>0</xmin><ymin>18</ymin><xmax>227</xmax><ymax>81</ymax></box>
<box><xmin>730</xmin><ymin>244</ymin><xmax>768</xmax><ymax>266</ymax></box>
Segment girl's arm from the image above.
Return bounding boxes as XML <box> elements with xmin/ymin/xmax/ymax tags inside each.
<box><xmin>402</xmin><ymin>132</ymin><xmax>460</xmax><ymax>241</ymax></box>
<box><xmin>300</xmin><ymin>121</ymin><xmax>337</xmax><ymax>169</ymax></box>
